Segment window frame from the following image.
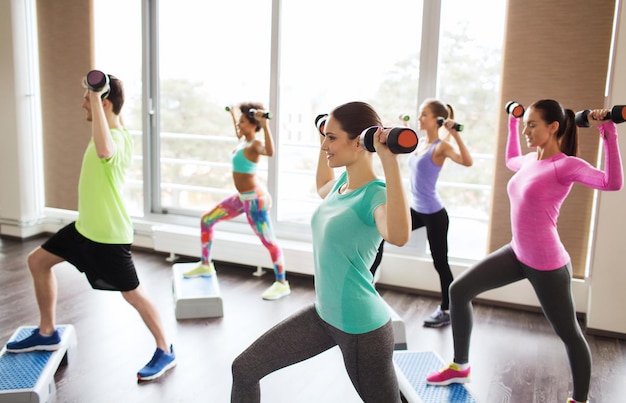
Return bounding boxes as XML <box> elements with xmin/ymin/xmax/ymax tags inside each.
<box><xmin>139</xmin><ymin>0</ymin><xmax>498</xmax><ymax>261</ymax></box>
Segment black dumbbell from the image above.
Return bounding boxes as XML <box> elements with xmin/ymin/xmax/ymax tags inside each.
<box><xmin>315</xmin><ymin>114</ymin><xmax>329</xmax><ymax>136</ymax></box>
<box><xmin>85</xmin><ymin>70</ymin><xmax>110</xmax><ymax>99</ymax></box>
<box><xmin>248</xmin><ymin>109</ymin><xmax>272</xmax><ymax>119</ymax></box>
<box><xmin>575</xmin><ymin>105</ymin><xmax>626</xmax><ymax>128</ymax></box>
<box><xmin>505</xmin><ymin>101</ymin><xmax>525</xmax><ymax>118</ymax></box>
<box><xmin>436</xmin><ymin>117</ymin><xmax>464</xmax><ymax>132</ymax></box>
<box><xmin>360</xmin><ymin>126</ymin><xmax>418</xmax><ymax>154</ymax></box>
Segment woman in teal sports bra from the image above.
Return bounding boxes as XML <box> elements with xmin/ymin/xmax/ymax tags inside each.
<box><xmin>183</xmin><ymin>102</ymin><xmax>290</xmax><ymax>301</ymax></box>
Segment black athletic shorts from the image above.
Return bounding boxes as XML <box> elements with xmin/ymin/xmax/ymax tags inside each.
<box><xmin>42</xmin><ymin>222</ymin><xmax>140</xmax><ymax>291</ymax></box>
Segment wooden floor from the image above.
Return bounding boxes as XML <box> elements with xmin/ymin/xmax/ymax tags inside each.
<box><xmin>1</xmin><ymin>235</ymin><xmax>625</xmax><ymax>402</ymax></box>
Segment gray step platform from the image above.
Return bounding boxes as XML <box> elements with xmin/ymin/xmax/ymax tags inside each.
<box><xmin>172</xmin><ymin>262</ymin><xmax>224</xmax><ymax>319</ymax></box>
<box><xmin>383</xmin><ymin>300</ymin><xmax>407</xmax><ymax>350</ymax></box>
<box><xmin>0</xmin><ymin>324</ymin><xmax>77</xmax><ymax>403</ymax></box>
<box><xmin>393</xmin><ymin>350</ymin><xmax>477</xmax><ymax>403</ymax></box>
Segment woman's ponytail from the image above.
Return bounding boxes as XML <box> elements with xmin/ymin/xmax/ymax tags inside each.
<box><xmin>559</xmin><ymin>108</ymin><xmax>579</xmax><ymax>157</ymax></box>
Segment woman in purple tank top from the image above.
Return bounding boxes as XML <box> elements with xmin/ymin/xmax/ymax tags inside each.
<box><xmin>370</xmin><ymin>99</ymin><xmax>473</xmax><ymax>327</ymax></box>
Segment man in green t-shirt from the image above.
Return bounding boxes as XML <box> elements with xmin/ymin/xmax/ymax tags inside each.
<box><xmin>6</xmin><ymin>72</ymin><xmax>176</xmax><ymax>381</ymax></box>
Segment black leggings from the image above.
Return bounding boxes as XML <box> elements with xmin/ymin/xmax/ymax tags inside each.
<box><xmin>371</xmin><ymin>208</ymin><xmax>453</xmax><ymax>310</ymax></box>
<box><xmin>231</xmin><ymin>305</ymin><xmax>400</xmax><ymax>403</ymax></box>
<box><xmin>450</xmin><ymin>244</ymin><xmax>591</xmax><ymax>401</ymax></box>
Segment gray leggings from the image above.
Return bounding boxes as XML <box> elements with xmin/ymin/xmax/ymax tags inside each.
<box><xmin>450</xmin><ymin>245</ymin><xmax>591</xmax><ymax>401</ymax></box>
<box><xmin>231</xmin><ymin>304</ymin><xmax>400</xmax><ymax>403</ymax></box>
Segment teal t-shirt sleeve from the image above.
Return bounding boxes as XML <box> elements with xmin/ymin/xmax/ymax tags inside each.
<box><xmin>362</xmin><ymin>180</ymin><xmax>386</xmax><ymax>226</ymax></box>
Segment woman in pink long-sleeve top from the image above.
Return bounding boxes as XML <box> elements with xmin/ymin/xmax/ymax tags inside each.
<box><xmin>426</xmin><ymin>99</ymin><xmax>623</xmax><ymax>403</ymax></box>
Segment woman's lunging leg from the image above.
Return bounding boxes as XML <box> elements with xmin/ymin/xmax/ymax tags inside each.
<box><xmin>450</xmin><ymin>245</ymin><xmax>525</xmax><ymax>363</ymax></box>
<box><xmin>526</xmin><ymin>264</ymin><xmax>591</xmax><ymax>402</ymax></box>
<box><xmin>422</xmin><ymin>209</ymin><xmax>453</xmax><ymax>310</ymax></box>
<box><xmin>199</xmin><ymin>194</ymin><xmax>244</xmax><ymax>264</ymax></box>
<box><xmin>243</xmin><ymin>190</ymin><xmax>285</xmax><ymax>281</ymax></box>
<box><xmin>335</xmin><ymin>320</ymin><xmax>401</xmax><ymax>403</ymax></box>
<box><xmin>231</xmin><ymin>305</ymin><xmax>336</xmax><ymax>402</ymax></box>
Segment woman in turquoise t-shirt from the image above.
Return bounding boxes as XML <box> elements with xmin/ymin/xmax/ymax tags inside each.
<box><xmin>231</xmin><ymin>101</ymin><xmax>411</xmax><ymax>402</ymax></box>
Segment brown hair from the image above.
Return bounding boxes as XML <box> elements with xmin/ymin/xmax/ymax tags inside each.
<box><xmin>106</xmin><ymin>75</ymin><xmax>124</xmax><ymax>115</ymax></box>
<box><xmin>422</xmin><ymin>98</ymin><xmax>453</xmax><ymax>119</ymax></box>
<box><xmin>529</xmin><ymin>99</ymin><xmax>578</xmax><ymax>157</ymax></box>
<box><xmin>329</xmin><ymin>101</ymin><xmax>382</xmax><ymax>140</ymax></box>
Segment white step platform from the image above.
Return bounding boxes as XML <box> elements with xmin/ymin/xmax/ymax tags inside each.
<box><xmin>172</xmin><ymin>262</ymin><xmax>224</xmax><ymax>320</ymax></box>
<box><xmin>0</xmin><ymin>325</ymin><xmax>77</xmax><ymax>403</ymax></box>
<box><xmin>384</xmin><ymin>300</ymin><xmax>407</xmax><ymax>350</ymax></box>
<box><xmin>393</xmin><ymin>350</ymin><xmax>477</xmax><ymax>403</ymax></box>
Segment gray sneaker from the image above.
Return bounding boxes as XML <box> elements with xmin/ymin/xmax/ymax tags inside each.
<box><xmin>423</xmin><ymin>306</ymin><xmax>450</xmax><ymax>328</ymax></box>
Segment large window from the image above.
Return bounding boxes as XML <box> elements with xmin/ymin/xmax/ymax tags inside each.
<box><xmin>276</xmin><ymin>0</ymin><xmax>423</xmax><ymax>226</ymax></box>
<box><xmin>434</xmin><ymin>0</ymin><xmax>506</xmax><ymax>259</ymax></box>
<box><xmin>94</xmin><ymin>0</ymin><xmax>144</xmax><ymax>217</ymax></box>
<box><xmin>94</xmin><ymin>0</ymin><xmax>505</xmax><ymax>261</ymax></box>
<box><xmin>154</xmin><ymin>0</ymin><xmax>272</xmax><ymax>216</ymax></box>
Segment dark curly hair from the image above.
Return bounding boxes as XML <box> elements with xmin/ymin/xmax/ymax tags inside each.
<box><xmin>238</xmin><ymin>102</ymin><xmax>265</xmax><ymax>132</ymax></box>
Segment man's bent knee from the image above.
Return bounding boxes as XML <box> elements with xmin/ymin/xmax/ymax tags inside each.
<box><xmin>27</xmin><ymin>247</ymin><xmax>62</xmax><ymax>274</ymax></box>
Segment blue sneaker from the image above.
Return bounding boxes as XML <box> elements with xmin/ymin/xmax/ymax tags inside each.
<box><xmin>137</xmin><ymin>345</ymin><xmax>176</xmax><ymax>381</ymax></box>
<box><xmin>6</xmin><ymin>328</ymin><xmax>62</xmax><ymax>353</ymax></box>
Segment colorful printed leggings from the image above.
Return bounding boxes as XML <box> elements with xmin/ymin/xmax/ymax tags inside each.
<box><xmin>199</xmin><ymin>188</ymin><xmax>285</xmax><ymax>281</ymax></box>
<box><xmin>450</xmin><ymin>244</ymin><xmax>591</xmax><ymax>401</ymax></box>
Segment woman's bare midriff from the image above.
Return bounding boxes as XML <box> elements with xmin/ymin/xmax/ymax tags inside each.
<box><xmin>233</xmin><ymin>172</ymin><xmax>259</xmax><ymax>193</ymax></box>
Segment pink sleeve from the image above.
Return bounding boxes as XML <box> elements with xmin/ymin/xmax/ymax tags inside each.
<box><xmin>597</xmin><ymin>121</ymin><xmax>624</xmax><ymax>190</ymax></box>
<box><xmin>558</xmin><ymin>121</ymin><xmax>623</xmax><ymax>190</ymax></box>
<box><xmin>505</xmin><ymin>115</ymin><xmax>523</xmax><ymax>171</ymax></box>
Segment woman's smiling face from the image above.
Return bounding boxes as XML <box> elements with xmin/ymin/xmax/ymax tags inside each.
<box><xmin>320</xmin><ymin>116</ymin><xmax>359</xmax><ymax>168</ymax></box>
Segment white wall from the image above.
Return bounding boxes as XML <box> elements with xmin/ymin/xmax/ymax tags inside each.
<box><xmin>0</xmin><ymin>0</ymin><xmax>44</xmax><ymax>238</ymax></box>
<box><xmin>587</xmin><ymin>0</ymin><xmax>626</xmax><ymax>336</ymax></box>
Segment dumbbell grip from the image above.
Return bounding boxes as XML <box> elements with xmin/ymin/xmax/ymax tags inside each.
<box><xmin>248</xmin><ymin>109</ymin><xmax>272</xmax><ymax>119</ymax></box>
<box><xmin>360</xmin><ymin>127</ymin><xmax>418</xmax><ymax>154</ymax></box>
<box><xmin>436</xmin><ymin>118</ymin><xmax>464</xmax><ymax>132</ymax></box>
<box><xmin>575</xmin><ymin>106</ymin><xmax>626</xmax><ymax>128</ymax></box>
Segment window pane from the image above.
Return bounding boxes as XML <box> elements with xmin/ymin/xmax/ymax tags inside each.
<box><xmin>94</xmin><ymin>0</ymin><xmax>144</xmax><ymax>217</ymax></box>
<box><xmin>277</xmin><ymin>0</ymin><xmax>424</xmax><ymax>224</ymax></box>
<box><xmin>437</xmin><ymin>0</ymin><xmax>505</xmax><ymax>259</ymax></box>
<box><xmin>157</xmin><ymin>0</ymin><xmax>272</xmax><ymax>213</ymax></box>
